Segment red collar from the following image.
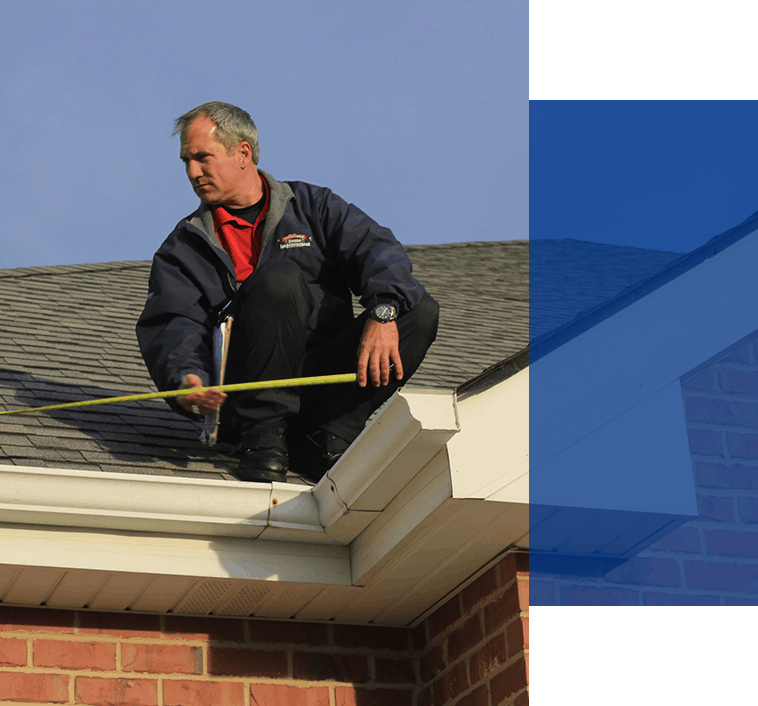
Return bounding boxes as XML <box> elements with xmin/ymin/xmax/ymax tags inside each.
<box><xmin>212</xmin><ymin>178</ymin><xmax>269</xmax><ymax>228</ymax></box>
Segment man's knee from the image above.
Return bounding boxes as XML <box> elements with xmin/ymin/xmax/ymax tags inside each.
<box><xmin>402</xmin><ymin>292</ymin><xmax>439</xmax><ymax>347</ymax></box>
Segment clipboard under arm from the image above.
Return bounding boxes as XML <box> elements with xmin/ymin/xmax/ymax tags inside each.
<box><xmin>200</xmin><ymin>314</ymin><xmax>233</xmax><ymax>446</ymax></box>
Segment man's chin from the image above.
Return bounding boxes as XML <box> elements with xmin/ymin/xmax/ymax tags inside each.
<box><xmin>197</xmin><ymin>193</ymin><xmax>218</xmax><ymax>206</ymax></box>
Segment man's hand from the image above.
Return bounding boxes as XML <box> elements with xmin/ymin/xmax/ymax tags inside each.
<box><xmin>356</xmin><ymin>320</ymin><xmax>404</xmax><ymax>388</ymax></box>
<box><xmin>177</xmin><ymin>374</ymin><xmax>228</xmax><ymax>415</ymax></box>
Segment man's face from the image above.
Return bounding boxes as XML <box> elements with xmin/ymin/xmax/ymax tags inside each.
<box><xmin>180</xmin><ymin>115</ymin><xmax>245</xmax><ymax>207</ymax></box>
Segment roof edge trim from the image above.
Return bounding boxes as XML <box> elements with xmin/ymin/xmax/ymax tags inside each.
<box><xmin>0</xmin><ymin>465</ymin><xmax>320</xmax><ymax>539</ymax></box>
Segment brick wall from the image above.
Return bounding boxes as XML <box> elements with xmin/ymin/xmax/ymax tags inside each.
<box><xmin>532</xmin><ymin>332</ymin><xmax>758</xmax><ymax>605</ymax></box>
<box><xmin>0</xmin><ymin>553</ymin><xmax>529</xmax><ymax>706</ymax></box>
<box><xmin>413</xmin><ymin>553</ymin><xmax>529</xmax><ymax>706</ymax></box>
<box><xmin>0</xmin><ymin>606</ymin><xmax>415</xmax><ymax>705</ymax></box>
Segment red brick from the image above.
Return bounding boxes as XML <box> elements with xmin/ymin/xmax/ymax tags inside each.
<box><xmin>79</xmin><ymin>612</ymin><xmax>161</xmax><ymax>639</ymax></box>
<box><xmin>506</xmin><ymin>616</ymin><xmax>528</xmax><ymax>656</ymax></box>
<box><xmin>164</xmin><ymin>680</ymin><xmax>245</xmax><ymax>706</ymax></box>
<box><xmin>164</xmin><ymin>616</ymin><xmax>244</xmax><ymax>643</ymax></box>
<box><xmin>687</xmin><ymin>428</ymin><xmax>724</xmax><ymax>456</ymax></box>
<box><xmin>208</xmin><ymin>647</ymin><xmax>287</xmax><ymax>678</ymax></box>
<box><xmin>696</xmin><ymin>461</ymin><xmax>758</xmax><ymax>490</ymax></box>
<box><xmin>375</xmin><ymin>657</ymin><xmax>415</xmax><ymax>684</ymax></box>
<box><xmin>510</xmin><ymin>688</ymin><xmax>530</xmax><ymax>706</ymax></box>
<box><xmin>427</xmin><ymin>596</ymin><xmax>461</xmax><ymax>642</ymax></box>
<box><xmin>332</xmin><ymin>624</ymin><xmax>410</xmax><ymax>652</ymax></box>
<box><xmin>719</xmin><ymin>369</ymin><xmax>758</xmax><ymax>395</ymax></box>
<box><xmin>737</xmin><ymin>494</ymin><xmax>758</xmax><ymax>522</ymax></box>
<box><xmin>505</xmin><ymin>618</ymin><xmax>524</xmax><ymax>658</ymax></box>
<box><xmin>528</xmin><ymin>579</ymin><xmax>557</xmax><ymax>606</ymax></box>
<box><xmin>335</xmin><ymin>687</ymin><xmax>413</xmax><ymax>706</ymax></box>
<box><xmin>697</xmin><ymin>494</ymin><xmax>736</xmax><ymax>522</ymax></box>
<box><xmin>706</xmin><ymin>528</ymin><xmax>758</xmax><ymax>557</ymax></box>
<box><xmin>412</xmin><ymin>621</ymin><xmax>428</xmax><ymax>651</ymax></box>
<box><xmin>724</xmin><ymin>344</ymin><xmax>752</xmax><ymax>363</ymax></box>
<box><xmin>497</xmin><ymin>553</ymin><xmax>529</xmax><ymax>584</ymax></box>
<box><xmin>122</xmin><ymin>643</ymin><xmax>201</xmax><ymax>675</ymax></box>
<box><xmin>647</xmin><ymin>526</ymin><xmax>703</xmax><ymax>553</ymax></box>
<box><xmin>0</xmin><ymin>606</ymin><xmax>75</xmax><ymax>633</ymax></box>
<box><xmin>433</xmin><ymin>662</ymin><xmax>468</xmax><ymax>706</ymax></box>
<box><xmin>461</xmin><ymin>567</ymin><xmax>498</xmax><ymax>613</ymax></box>
<box><xmin>0</xmin><ymin>672</ymin><xmax>68</xmax><ymax>703</ymax></box>
<box><xmin>293</xmin><ymin>652</ymin><xmax>369</xmax><ymax>683</ymax></box>
<box><xmin>456</xmin><ymin>685</ymin><xmax>488</xmax><ymax>706</ymax></box>
<box><xmin>417</xmin><ymin>685</ymin><xmax>434</xmax><ymax>706</ymax></box>
<box><xmin>34</xmin><ymin>639</ymin><xmax>116</xmax><ymax>671</ymax></box>
<box><xmin>643</xmin><ymin>592</ymin><xmax>721</xmax><ymax>606</ymax></box>
<box><xmin>685</xmin><ymin>560</ymin><xmax>758</xmax><ymax>592</ymax></box>
<box><xmin>469</xmin><ymin>633</ymin><xmax>506</xmax><ymax>683</ymax></box>
<box><xmin>419</xmin><ymin>643</ymin><xmax>444</xmax><ymax>683</ymax></box>
<box><xmin>483</xmin><ymin>583</ymin><xmax>520</xmax><ymax>636</ymax></box>
<box><xmin>75</xmin><ymin>677</ymin><xmax>157</xmax><ymax>705</ymax></box>
<box><xmin>490</xmin><ymin>658</ymin><xmax>528</xmax><ymax>705</ymax></box>
<box><xmin>727</xmin><ymin>432</ymin><xmax>758</xmax><ymax>460</ymax></box>
<box><xmin>248</xmin><ymin>620</ymin><xmax>329</xmax><ymax>646</ymax></box>
<box><xmin>447</xmin><ymin>613</ymin><xmax>484</xmax><ymax>662</ymax></box>
<box><xmin>0</xmin><ymin>637</ymin><xmax>27</xmax><ymax>666</ymax></box>
<box><xmin>559</xmin><ymin>585</ymin><xmax>641</xmax><ymax>606</ymax></box>
<box><xmin>250</xmin><ymin>684</ymin><xmax>330</xmax><ymax>706</ymax></box>
<box><xmin>683</xmin><ymin>370</ymin><xmax>717</xmax><ymax>392</ymax></box>
<box><xmin>685</xmin><ymin>397</ymin><xmax>758</xmax><ymax>427</ymax></box>
<box><xmin>604</xmin><ymin>557</ymin><xmax>682</xmax><ymax>588</ymax></box>
<box><xmin>517</xmin><ymin>578</ymin><xmax>529</xmax><ymax>610</ymax></box>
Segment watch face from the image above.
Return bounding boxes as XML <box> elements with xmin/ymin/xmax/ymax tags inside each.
<box><xmin>373</xmin><ymin>304</ymin><xmax>397</xmax><ymax>322</ymax></box>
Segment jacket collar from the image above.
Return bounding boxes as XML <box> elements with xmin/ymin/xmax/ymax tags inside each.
<box><xmin>185</xmin><ymin>169</ymin><xmax>294</xmax><ymax>255</ymax></box>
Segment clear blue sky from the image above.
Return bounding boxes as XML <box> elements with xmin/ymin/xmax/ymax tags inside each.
<box><xmin>0</xmin><ymin>0</ymin><xmax>527</xmax><ymax>269</ymax></box>
<box><xmin>531</xmin><ymin>100</ymin><xmax>758</xmax><ymax>255</ymax></box>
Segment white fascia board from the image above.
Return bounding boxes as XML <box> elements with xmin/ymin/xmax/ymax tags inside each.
<box><xmin>447</xmin><ymin>366</ymin><xmax>529</xmax><ymax>502</ymax></box>
<box><xmin>314</xmin><ymin>388</ymin><xmax>460</xmax><ymax>542</ymax></box>
<box><xmin>0</xmin><ymin>524</ymin><xmax>350</xmax><ymax>585</ymax></box>
<box><xmin>531</xmin><ymin>230</ymin><xmax>758</xmax><ymax>469</ymax></box>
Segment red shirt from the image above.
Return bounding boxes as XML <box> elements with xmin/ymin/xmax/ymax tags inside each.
<box><xmin>212</xmin><ymin>180</ymin><xmax>270</xmax><ymax>282</ymax></box>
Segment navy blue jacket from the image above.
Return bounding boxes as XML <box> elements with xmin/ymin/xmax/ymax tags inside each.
<box><xmin>136</xmin><ymin>170</ymin><xmax>427</xmax><ymax>407</ymax></box>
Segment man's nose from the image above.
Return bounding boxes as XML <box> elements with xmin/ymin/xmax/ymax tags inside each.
<box><xmin>187</xmin><ymin>161</ymin><xmax>202</xmax><ymax>180</ymax></box>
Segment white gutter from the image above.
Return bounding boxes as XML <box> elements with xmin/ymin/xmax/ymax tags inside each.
<box><xmin>0</xmin><ymin>386</ymin><xmax>529</xmax><ymax>623</ymax></box>
<box><xmin>314</xmin><ymin>388</ymin><xmax>460</xmax><ymax>543</ymax></box>
<box><xmin>0</xmin><ymin>388</ymin><xmax>459</xmax><ymax>546</ymax></box>
<box><xmin>0</xmin><ymin>465</ymin><xmax>323</xmax><ymax>540</ymax></box>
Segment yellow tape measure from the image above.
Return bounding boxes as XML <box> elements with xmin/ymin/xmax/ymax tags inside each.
<box><xmin>0</xmin><ymin>373</ymin><xmax>357</xmax><ymax>416</ymax></box>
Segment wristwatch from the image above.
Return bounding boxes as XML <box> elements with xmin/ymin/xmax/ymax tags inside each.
<box><xmin>369</xmin><ymin>303</ymin><xmax>398</xmax><ymax>323</ymax></box>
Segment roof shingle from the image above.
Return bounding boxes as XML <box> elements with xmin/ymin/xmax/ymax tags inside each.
<box><xmin>0</xmin><ymin>242</ymin><xmax>528</xmax><ymax>478</ymax></box>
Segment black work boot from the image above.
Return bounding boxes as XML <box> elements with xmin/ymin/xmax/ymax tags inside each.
<box><xmin>235</xmin><ymin>428</ymin><xmax>289</xmax><ymax>483</ymax></box>
<box><xmin>296</xmin><ymin>430</ymin><xmax>350</xmax><ymax>483</ymax></box>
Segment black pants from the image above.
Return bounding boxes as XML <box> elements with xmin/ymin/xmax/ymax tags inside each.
<box><xmin>222</xmin><ymin>260</ymin><xmax>439</xmax><ymax>447</ymax></box>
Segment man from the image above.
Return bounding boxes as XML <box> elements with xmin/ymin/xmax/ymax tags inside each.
<box><xmin>136</xmin><ymin>102</ymin><xmax>438</xmax><ymax>484</ymax></box>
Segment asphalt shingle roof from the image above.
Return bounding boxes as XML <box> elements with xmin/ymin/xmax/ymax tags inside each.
<box><xmin>0</xmin><ymin>241</ymin><xmax>528</xmax><ymax>478</ymax></box>
<box><xmin>529</xmin><ymin>239</ymin><xmax>683</xmax><ymax>341</ymax></box>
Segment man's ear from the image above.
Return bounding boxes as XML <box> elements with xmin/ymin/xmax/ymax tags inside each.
<box><xmin>238</xmin><ymin>141</ymin><xmax>253</xmax><ymax>168</ymax></box>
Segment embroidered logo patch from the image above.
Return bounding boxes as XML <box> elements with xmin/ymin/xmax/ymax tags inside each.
<box><xmin>278</xmin><ymin>233</ymin><xmax>312</xmax><ymax>249</ymax></box>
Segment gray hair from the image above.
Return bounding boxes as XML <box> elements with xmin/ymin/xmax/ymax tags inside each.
<box><xmin>173</xmin><ymin>101</ymin><xmax>260</xmax><ymax>164</ymax></box>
